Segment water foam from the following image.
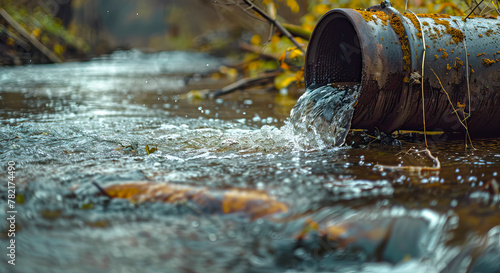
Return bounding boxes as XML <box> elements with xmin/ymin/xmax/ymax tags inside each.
<box><xmin>287</xmin><ymin>84</ymin><xmax>360</xmax><ymax>149</ymax></box>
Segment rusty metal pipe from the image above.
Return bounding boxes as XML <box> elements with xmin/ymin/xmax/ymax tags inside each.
<box><xmin>305</xmin><ymin>4</ymin><xmax>500</xmax><ymax>135</ymax></box>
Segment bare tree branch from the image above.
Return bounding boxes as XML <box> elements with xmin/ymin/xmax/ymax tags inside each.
<box><xmin>235</xmin><ymin>0</ymin><xmax>305</xmax><ymax>53</ymax></box>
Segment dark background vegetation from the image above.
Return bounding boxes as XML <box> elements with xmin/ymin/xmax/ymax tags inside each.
<box><xmin>0</xmin><ymin>0</ymin><xmax>494</xmax><ymax>65</ymax></box>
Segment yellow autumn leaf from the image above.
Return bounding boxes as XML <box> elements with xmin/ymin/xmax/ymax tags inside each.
<box><xmin>275</xmin><ymin>92</ymin><xmax>297</xmax><ymax>107</ymax></box>
<box><xmin>313</xmin><ymin>4</ymin><xmax>330</xmax><ymax>16</ymax></box>
<box><xmin>31</xmin><ymin>28</ymin><xmax>41</xmax><ymax>38</ymax></box>
<box><xmin>54</xmin><ymin>43</ymin><xmax>64</xmax><ymax>56</ymax></box>
<box><xmin>278</xmin><ymin>50</ymin><xmax>289</xmax><ymax>70</ymax></box>
<box><xmin>219</xmin><ymin>66</ymin><xmax>238</xmax><ymax>80</ymax></box>
<box><xmin>286</xmin><ymin>0</ymin><xmax>300</xmax><ymax>13</ymax></box>
<box><xmin>274</xmin><ymin>71</ymin><xmax>297</xmax><ymax>90</ymax></box>
<box><xmin>145</xmin><ymin>144</ymin><xmax>157</xmax><ymax>154</ymax></box>
<box><xmin>295</xmin><ymin>69</ymin><xmax>305</xmax><ymax>87</ymax></box>
<box><xmin>186</xmin><ymin>90</ymin><xmax>209</xmax><ymax>100</ymax></box>
<box><xmin>267</xmin><ymin>2</ymin><xmax>277</xmax><ymax>19</ymax></box>
<box><xmin>288</xmin><ymin>47</ymin><xmax>303</xmax><ymax>59</ymax></box>
<box><xmin>250</xmin><ymin>34</ymin><xmax>261</xmax><ymax>45</ymax></box>
<box><xmin>279</xmin><ymin>47</ymin><xmax>305</xmax><ymax>70</ymax></box>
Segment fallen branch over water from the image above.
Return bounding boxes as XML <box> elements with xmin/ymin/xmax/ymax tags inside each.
<box><xmin>0</xmin><ymin>8</ymin><xmax>62</xmax><ymax>63</ymax></box>
<box><xmin>239</xmin><ymin>0</ymin><xmax>305</xmax><ymax>53</ymax></box>
<box><xmin>211</xmin><ymin>70</ymin><xmax>279</xmax><ymax>98</ymax></box>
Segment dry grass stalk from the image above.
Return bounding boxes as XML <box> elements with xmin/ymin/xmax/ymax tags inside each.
<box><xmin>378</xmin><ymin>148</ymin><xmax>441</xmax><ymax>172</ymax></box>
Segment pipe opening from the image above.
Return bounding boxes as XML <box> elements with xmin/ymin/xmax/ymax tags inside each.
<box><xmin>306</xmin><ymin>15</ymin><xmax>362</xmax><ymax>87</ymax></box>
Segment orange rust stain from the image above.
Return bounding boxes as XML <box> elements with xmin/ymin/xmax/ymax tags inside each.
<box><xmin>434</xmin><ymin>55</ymin><xmax>439</xmax><ymax>59</ymax></box>
<box><xmin>453</xmin><ymin>57</ymin><xmax>463</xmax><ymax>70</ymax></box>
<box><xmin>442</xmin><ymin>51</ymin><xmax>449</xmax><ymax>59</ymax></box>
<box><xmin>390</xmin><ymin>14</ymin><xmax>411</xmax><ymax>72</ymax></box>
<box><xmin>446</xmin><ymin>64</ymin><xmax>451</xmax><ymax>70</ymax></box>
<box><xmin>403</xmin><ymin>76</ymin><xmax>409</xmax><ymax>83</ymax></box>
<box><xmin>468</xmin><ymin>14</ymin><xmax>498</xmax><ymax>19</ymax></box>
<box><xmin>416</xmin><ymin>13</ymin><xmax>451</xmax><ymax>19</ymax></box>
<box><xmin>471</xmin><ymin>68</ymin><xmax>475</xmax><ymax>73</ymax></box>
<box><xmin>482</xmin><ymin>58</ymin><xmax>496</xmax><ymax>66</ymax></box>
<box><xmin>356</xmin><ymin>10</ymin><xmax>389</xmax><ymax>26</ymax></box>
<box><xmin>404</xmin><ymin>13</ymin><xmax>422</xmax><ymax>38</ymax></box>
<box><xmin>478</xmin><ymin>34</ymin><xmax>483</xmax><ymax>38</ymax></box>
<box><xmin>434</xmin><ymin>18</ymin><xmax>464</xmax><ymax>44</ymax></box>
<box><xmin>477</xmin><ymin>52</ymin><xmax>486</xmax><ymax>57</ymax></box>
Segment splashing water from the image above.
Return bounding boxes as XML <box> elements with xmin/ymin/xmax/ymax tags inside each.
<box><xmin>2</xmin><ymin>52</ymin><xmax>500</xmax><ymax>273</ymax></box>
<box><xmin>195</xmin><ymin>84</ymin><xmax>361</xmax><ymax>152</ymax></box>
<box><xmin>287</xmin><ymin>84</ymin><xmax>360</xmax><ymax>149</ymax></box>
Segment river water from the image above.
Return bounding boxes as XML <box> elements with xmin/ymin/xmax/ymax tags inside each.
<box><xmin>1</xmin><ymin>50</ymin><xmax>499</xmax><ymax>273</ymax></box>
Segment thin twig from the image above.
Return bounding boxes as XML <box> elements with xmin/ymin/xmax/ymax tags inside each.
<box><xmin>430</xmin><ymin>68</ymin><xmax>467</xmax><ymax>128</ymax></box>
<box><xmin>211</xmin><ymin>70</ymin><xmax>280</xmax><ymax>98</ymax></box>
<box><xmin>464</xmin><ymin>34</ymin><xmax>471</xmax><ymax>122</ymax></box>
<box><xmin>436</xmin><ymin>3</ymin><xmax>466</xmax><ymax>15</ymax></box>
<box><xmin>429</xmin><ymin>67</ymin><xmax>475</xmax><ymax>149</ymax></box>
<box><xmin>466</xmin><ymin>0</ymin><xmax>485</xmax><ymax>20</ymax></box>
<box><xmin>378</xmin><ymin>148</ymin><xmax>441</xmax><ymax>171</ymax></box>
<box><xmin>462</xmin><ymin>22</ymin><xmax>474</xmax><ymax>149</ymax></box>
<box><xmin>92</xmin><ymin>181</ymin><xmax>112</xmax><ymax>199</ymax></box>
<box><xmin>239</xmin><ymin>0</ymin><xmax>305</xmax><ymax>53</ymax></box>
<box><xmin>408</xmin><ymin>11</ymin><xmax>428</xmax><ymax>148</ymax></box>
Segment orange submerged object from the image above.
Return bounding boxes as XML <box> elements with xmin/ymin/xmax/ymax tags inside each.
<box><xmin>104</xmin><ymin>182</ymin><xmax>288</xmax><ymax>220</ymax></box>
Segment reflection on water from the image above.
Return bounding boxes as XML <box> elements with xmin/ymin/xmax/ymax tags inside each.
<box><xmin>0</xmin><ymin>51</ymin><xmax>499</xmax><ymax>273</ymax></box>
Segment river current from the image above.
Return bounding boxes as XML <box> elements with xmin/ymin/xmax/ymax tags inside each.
<box><xmin>1</xmin><ymin>50</ymin><xmax>499</xmax><ymax>273</ymax></box>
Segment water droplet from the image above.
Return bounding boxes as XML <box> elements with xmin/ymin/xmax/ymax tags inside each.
<box><xmin>294</xmin><ymin>247</ymin><xmax>307</xmax><ymax>258</ymax></box>
<box><xmin>208</xmin><ymin>233</ymin><xmax>217</xmax><ymax>241</ymax></box>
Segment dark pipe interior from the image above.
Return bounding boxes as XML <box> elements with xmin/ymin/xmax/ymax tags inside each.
<box><xmin>306</xmin><ymin>16</ymin><xmax>362</xmax><ymax>86</ymax></box>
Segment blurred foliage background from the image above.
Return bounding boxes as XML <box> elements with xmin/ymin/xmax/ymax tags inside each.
<box><xmin>0</xmin><ymin>0</ymin><xmax>497</xmax><ymax>67</ymax></box>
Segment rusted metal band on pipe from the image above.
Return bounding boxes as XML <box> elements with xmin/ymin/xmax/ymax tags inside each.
<box><xmin>305</xmin><ymin>8</ymin><xmax>500</xmax><ymax>135</ymax></box>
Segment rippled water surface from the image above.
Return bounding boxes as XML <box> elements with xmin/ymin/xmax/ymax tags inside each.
<box><xmin>1</xmin><ymin>50</ymin><xmax>499</xmax><ymax>273</ymax></box>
